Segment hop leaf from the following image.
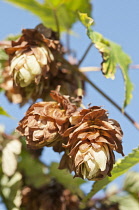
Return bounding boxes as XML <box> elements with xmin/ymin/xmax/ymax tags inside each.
<box><xmin>79</xmin><ymin>12</ymin><xmax>133</xmax><ymax>108</ymax></box>
<box><xmin>2</xmin><ymin>138</ymin><xmax>21</xmax><ymax>176</ymax></box>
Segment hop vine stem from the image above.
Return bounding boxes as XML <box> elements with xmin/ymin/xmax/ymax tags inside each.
<box><xmin>80</xmin><ymin>65</ymin><xmax>139</xmax><ymax>72</ymax></box>
<box><xmin>53</xmin><ymin>9</ymin><xmax>60</xmax><ymax>39</ymax></box>
<box><xmin>78</xmin><ymin>42</ymin><xmax>93</xmax><ymax>66</ymax></box>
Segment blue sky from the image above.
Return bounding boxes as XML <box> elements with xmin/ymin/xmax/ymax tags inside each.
<box><xmin>0</xmin><ymin>0</ymin><xmax>139</xmax><ymax>207</ymax></box>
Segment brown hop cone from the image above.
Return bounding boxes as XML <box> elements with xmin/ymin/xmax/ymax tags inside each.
<box><xmin>5</xmin><ymin>25</ymin><xmax>61</xmax><ymax>88</ymax></box>
<box><xmin>21</xmin><ymin>181</ymin><xmax>79</xmax><ymax>210</ymax></box>
<box><xmin>0</xmin><ymin>64</ymin><xmax>23</xmax><ymax>103</ymax></box>
<box><xmin>16</xmin><ymin>90</ymin><xmax>77</xmax><ymax>149</ymax></box>
<box><xmin>3</xmin><ymin>25</ymin><xmax>81</xmax><ymax>106</ymax></box>
<box><xmin>1</xmin><ymin>63</ymin><xmax>81</xmax><ymax>106</ymax></box>
<box><xmin>62</xmin><ymin>106</ymin><xmax>124</xmax><ymax>181</ymax></box>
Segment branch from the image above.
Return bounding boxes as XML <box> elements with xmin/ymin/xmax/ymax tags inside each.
<box><xmin>78</xmin><ymin>42</ymin><xmax>93</xmax><ymax>66</ymax></box>
<box><xmin>66</xmin><ymin>30</ymin><xmax>70</xmax><ymax>55</ymax></box>
<box><xmin>80</xmin><ymin>65</ymin><xmax>139</xmax><ymax>72</ymax></box>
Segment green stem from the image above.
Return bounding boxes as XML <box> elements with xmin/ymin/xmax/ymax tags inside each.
<box><xmin>66</xmin><ymin>29</ymin><xmax>70</xmax><ymax>55</ymax></box>
<box><xmin>75</xmin><ymin>72</ymin><xmax>83</xmax><ymax>97</ymax></box>
<box><xmin>78</xmin><ymin>42</ymin><xmax>93</xmax><ymax>66</ymax></box>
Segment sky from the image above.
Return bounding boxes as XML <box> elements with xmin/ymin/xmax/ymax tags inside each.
<box><xmin>0</xmin><ymin>0</ymin><xmax>139</xmax><ymax>208</ymax></box>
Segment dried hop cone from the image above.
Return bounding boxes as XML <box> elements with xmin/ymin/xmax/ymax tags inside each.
<box><xmin>16</xmin><ymin>90</ymin><xmax>77</xmax><ymax>149</ymax></box>
<box><xmin>62</xmin><ymin>106</ymin><xmax>124</xmax><ymax>181</ymax></box>
<box><xmin>0</xmin><ymin>64</ymin><xmax>23</xmax><ymax>103</ymax></box>
<box><xmin>21</xmin><ymin>181</ymin><xmax>79</xmax><ymax>210</ymax></box>
<box><xmin>5</xmin><ymin>25</ymin><xmax>61</xmax><ymax>87</ymax></box>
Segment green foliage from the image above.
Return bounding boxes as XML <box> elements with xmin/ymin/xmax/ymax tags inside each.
<box><xmin>50</xmin><ymin>162</ymin><xmax>85</xmax><ymax>197</ymax></box>
<box><xmin>5</xmin><ymin>0</ymin><xmax>91</xmax><ymax>32</ymax></box>
<box><xmin>0</xmin><ymin>48</ymin><xmax>8</xmax><ymax>62</ymax></box>
<box><xmin>123</xmin><ymin>171</ymin><xmax>139</xmax><ymax>195</ymax></box>
<box><xmin>82</xmin><ymin>147</ymin><xmax>139</xmax><ymax>204</ymax></box>
<box><xmin>0</xmin><ymin>172</ymin><xmax>22</xmax><ymax>209</ymax></box>
<box><xmin>109</xmin><ymin>194</ymin><xmax>139</xmax><ymax>210</ymax></box>
<box><xmin>5</xmin><ymin>34</ymin><xmax>21</xmax><ymax>41</ymax></box>
<box><xmin>0</xmin><ymin>106</ymin><xmax>11</xmax><ymax>118</ymax></box>
<box><xmin>78</xmin><ymin>12</ymin><xmax>94</xmax><ymax>28</ymax></box>
<box><xmin>0</xmin><ymin>48</ymin><xmax>8</xmax><ymax>88</ymax></box>
<box><xmin>18</xmin><ymin>140</ymin><xmax>50</xmax><ymax>187</ymax></box>
<box><xmin>79</xmin><ymin>12</ymin><xmax>133</xmax><ymax>108</ymax></box>
<box><xmin>0</xmin><ymin>48</ymin><xmax>8</xmax><ymax>71</ymax></box>
<box><xmin>2</xmin><ymin>138</ymin><xmax>21</xmax><ymax>177</ymax></box>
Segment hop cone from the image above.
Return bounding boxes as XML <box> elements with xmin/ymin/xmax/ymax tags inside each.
<box><xmin>0</xmin><ymin>64</ymin><xmax>23</xmax><ymax>103</ymax></box>
<box><xmin>21</xmin><ymin>181</ymin><xmax>79</xmax><ymax>210</ymax></box>
<box><xmin>5</xmin><ymin>26</ymin><xmax>61</xmax><ymax>87</ymax></box>
<box><xmin>16</xmin><ymin>90</ymin><xmax>77</xmax><ymax>149</ymax></box>
<box><xmin>61</xmin><ymin>106</ymin><xmax>124</xmax><ymax>180</ymax></box>
<box><xmin>3</xmin><ymin>25</ymin><xmax>81</xmax><ymax>105</ymax></box>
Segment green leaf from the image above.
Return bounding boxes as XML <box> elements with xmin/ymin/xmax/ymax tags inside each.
<box><xmin>78</xmin><ymin>12</ymin><xmax>94</xmax><ymax>27</ymax></box>
<box><xmin>0</xmin><ymin>172</ymin><xmax>22</xmax><ymax>209</ymax></box>
<box><xmin>79</xmin><ymin>13</ymin><xmax>133</xmax><ymax>108</ymax></box>
<box><xmin>0</xmin><ymin>48</ymin><xmax>8</xmax><ymax>61</ymax></box>
<box><xmin>50</xmin><ymin>162</ymin><xmax>85</xmax><ymax>197</ymax></box>
<box><xmin>109</xmin><ymin>194</ymin><xmax>139</xmax><ymax>210</ymax></box>
<box><xmin>5</xmin><ymin>34</ymin><xmax>21</xmax><ymax>41</ymax></box>
<box><xmin>0</xmin><ymin>48</ymin><xmax>8</xmax><ymax>85</ymax></box>
<box><xmin>123</xmin><ymin>171</ymin><xmax>139</xmax><ymax>194</ymax></box>
<box><xmin>2</xmin><ymin>138</ymin><xmax>21</xmax><ymax>176</ymax></box>
<box><xmin>81</xmin><ymin>147</ymin><xmax>139</xmax><ymax>204</ymax></box>
<box><xmin>0</xmin><ymin>106</ymin><xmax>11</xmax><ymax>118</ymax></box>
<box><xmin>18</xmin><ymin>140</ymin><xmax>50</xmax><ymax>187</ymax></box>
<box><xmin>5</xmin><ymin>0</ymin><xmax>92</xmax><ymax>32</ymax></box>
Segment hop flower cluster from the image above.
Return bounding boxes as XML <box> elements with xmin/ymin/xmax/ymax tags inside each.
<box><xmin>21</xmin><ymin>181</ymin><xmax>79</xmax><ymax>210</ymax></box>
<box><xmin>5</xmin><ymin>26</ymin><xmax>60</xmax><ymax>87</ymax></box>
<box><xmin>1</xmin><ymin>25</ymin><xmax>80</xmax><ymax>106</ymax></box>
<box><xmin>17</xmin><ymin>91</ymin><xmax>124</xmax><ymax>181</ymax></box>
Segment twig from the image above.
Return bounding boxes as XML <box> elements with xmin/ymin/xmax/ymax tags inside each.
<box><xmin>66</xmin><ymin>30</ymin><xmax>70</xmax><ymax>55</ymax></box>
<box><xmin>78</xmin><ymin>42</ymin><xmax>93</xmax><ymax>66</ymax></box>
<box><xmin>76</xmin><ymin>73</ymin><xmax>83</xmax><ymax>97</ymax></box>
<box><xmin>80</xmin><ymin>65</ymin><xmax>139</xmax><ymax>72</ymax></box>
<box><xmin>83</xmin><ymin>76</ymin><xmax>139</xmax><ymax>130</ymax></box>
<box><xmin>53</xmin><ymin>9</ymin><xmax>60</xmax><ymax>39</ymax></box>
<box><xmin>80</xmin><ymin>66</ymin><xmax>101</xmax><ymax>72</ymax></box>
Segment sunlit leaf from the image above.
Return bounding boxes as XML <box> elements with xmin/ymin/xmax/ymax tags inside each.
<box><xmin>78</xmin><ymin>12</ymin><xmax>94</xmax><ymax>27</ymax></box>
<box><xmin>109</xmin><ymin>194</ymin><xmax>139</xmax><ymax>210</ymax></box>
<box><xmin>50</xmin><ymin>162</ymin><xmax>85</xmax><ymax>197</ymax></box>
<box><xmin>5</xmin><ymin>0</ymin><xmax>92</xmax><ymax>32</ymax></box>
<box><xmin>79</xmin><ymin>12</ymin><xmax>133</xmax><ymax>108</ymax></box>
<box><xmin>123</xmin><ymin>171</ymin><xmax>139</xmax><ymax>195</ymax></box>
<box><xmin>2</xmin><ymin>139</ymin><xmax>22</xmax><ymax>176</ymax></box>
<box><xmin>0</xmin><ymin>172</ymin><xmax>22</xmax><ymax>209</ymax></box>
<box><xmin>0</xmin><ymin>48</ymin><xmax>8</xmax><ymax>61</ymax></box>
<box><xmin>18</xmin><ymin>139</ymin><xmax>50</xmax><ymax>187</ymax></box>
<box><xmin>81</xmin><ymin>147</ymin><xmax>139</xmax><ymax>204</ymax></box>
